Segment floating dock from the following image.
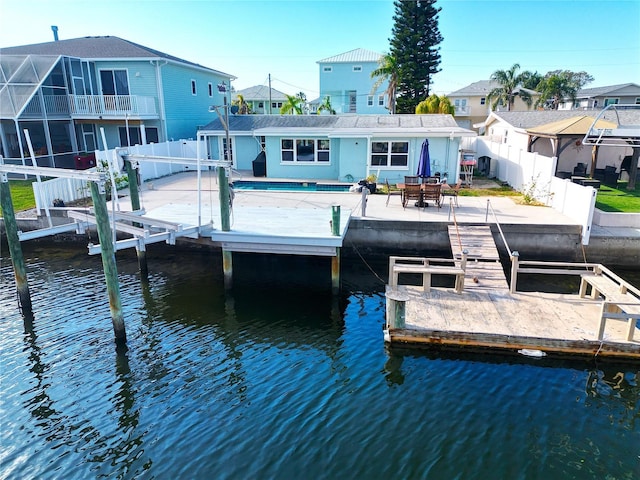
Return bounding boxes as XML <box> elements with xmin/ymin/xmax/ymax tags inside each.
<box><xmin>385</xmin><ymin>225</ymin><xmax>640</xmax><ymax>360</ymax></box>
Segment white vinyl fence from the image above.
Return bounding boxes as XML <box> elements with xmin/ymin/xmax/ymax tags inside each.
<box><xmin>32</xmin><ymin>140</ymin><xmax>202</xmax><ymax>210</ymax></box>
<box><xmin>464</xmin><ymin>137</ymin><xmax>596</xmax><ymax>244</ymax></box>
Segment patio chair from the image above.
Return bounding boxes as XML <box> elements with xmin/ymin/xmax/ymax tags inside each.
<box><xmin>385</xmin><ymin>179</ymin><xmax>401</xmax><ymax>207</ymax></box>
<box><xmin>404</xmin><ymin>175</ymin><xmax>420</xmax><ymax>184</ymax></box>
<box><xmin>441</xmin><ymin>180</ymin><xmax>462</xmax><ymax>207</ymax></box>
<box><xmin>422</xmin><ymin>183</ymin><xmax>442</xmax><ymax>208</ymax></box>
<box><xmin>401</xmin><ymin>183</ymin><xmax>423</xmax><ymax>208</ymax></box>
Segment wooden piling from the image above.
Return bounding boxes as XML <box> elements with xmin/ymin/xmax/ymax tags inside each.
<box><xmin>218</xmin><ymin>166</ymin><xmax>231</xmax><ymax>232</ymax></box>
<box><xmin>124</xmin><ymin>160</ymin><xmax>141</xmax><ymax>212</ymax></box>
<box><xmin>331</xmin><ymin>248</ymin><xmax>341</xmax><ymax>294</ymax></box>
<box><xmin>385</xmin><ymin>288</ymin><xmax>409</xmax><ymax>330</ymax></box>
<box><xmin>222</xmin><ymin>249</ymin><xmax>233</xmax><ymax>290</ymax></box>
<box><xmin>0</xmin><ymin>177</ymin><xmax>33</xmax><ymax>316</ymax></box>
<box><xmin>89</xmin><ymin>181</ymin><xmax>127</xmax><ymax>345</ymax></box>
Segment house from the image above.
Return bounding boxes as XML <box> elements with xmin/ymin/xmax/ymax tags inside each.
<box><xmin>447</xmin><ymin>80</ymin><xmax>540</xmax><ymax>131</ymax></box>
<box><xmin>198</xmin><ymin>114</ymin><xmax>476</xmax><ymax>184</ymax></box>
<box><xmin>482</xmin><ymin>110</ymin><xmax>639</xmax><ymax>178</ymax></box>
<box><xmin>558</xmin><ymin>83</ymin><xmax>640</xmax><ymax>110</ymax></box>
<box><xmin>0</xmin><ymin>35</ymin><xmax>234</xmax><ymax>169</ymax></box>
<box><xmin>317</xmin><ymin>48</ymin><xmax>389</xmax><ymax>115</ymax></box>
<box><xmin>232</xmin><ymin>85</ymin><xmax>289</xmax><ymax>114</ymax></box>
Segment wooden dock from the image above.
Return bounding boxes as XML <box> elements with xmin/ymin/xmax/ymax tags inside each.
<box><xmin>385</xmin><ymin>225</ymin><xmax>640</xmax><ymax>360</ymax></box>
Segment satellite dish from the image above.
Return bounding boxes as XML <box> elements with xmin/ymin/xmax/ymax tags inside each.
<box><xmin>230</xmin><ymin>105</ymin><xmax>239</xmax><ymax>114</ymax></box>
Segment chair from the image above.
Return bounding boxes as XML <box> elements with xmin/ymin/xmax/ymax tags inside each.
<box><xmin>385</xmin><ymin>179</ymin><xmax>401</xmax><ymax>207</ymax></box>
<box><xmin>401</xmin><ymin>183</ymin><xmax>423</xmax><ymax>208</ymax></box>
<box><xmin>404</xmin><ymin>175</ymin><xmax>420</xmax><ymax>184</ymax></box>
<box><xmin>441</xmin><ymin>180</ymin><xmax>462</xmax><ymax>206</ymax></box>
<box><xmin>573</xmin><ymin>162</ymin><xmax>587</xmax><ymax>176</ymax></box>
<box><xmin>422</xmin><ymin>183</ymin><xmax>442</xmax><ymax>208</ymax></box>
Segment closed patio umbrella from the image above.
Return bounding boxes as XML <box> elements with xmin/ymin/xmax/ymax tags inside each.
<box><xmin>417</xmin><ymin>139</ymin><xmax>431</xmax><ymax>178</ymax></box>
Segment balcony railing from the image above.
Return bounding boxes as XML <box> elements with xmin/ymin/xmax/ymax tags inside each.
<box><xmin>18</xmin><ymin>94</ymin><xmax>158</xmax><ymax>118</ymax></box>
<box><xmin>454</xmin><ymin>105</ymin><xmax>471</xmax><ymax>116</ymax></box>
<box><xmin>69</xmin><ymin>94</ymin><xmax>158</xmax><ymax>118</ymax></box>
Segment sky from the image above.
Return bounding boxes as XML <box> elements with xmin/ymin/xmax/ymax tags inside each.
<box><xmin>1</xmin><ymin>0</ymin><xmax>638</xmax><ymax>100</ymax></box>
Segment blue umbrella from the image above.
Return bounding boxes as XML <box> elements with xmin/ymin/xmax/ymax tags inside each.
<box><xmin>417</xmin><ymin>139</ymin><xmax>431</xmax><ymax>178</ymax></box>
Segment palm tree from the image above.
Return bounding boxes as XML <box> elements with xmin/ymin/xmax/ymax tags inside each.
<box><xmin>488</xmin><ymin>63</ymin><xmax>533</xmax><ymax>111</ymax></box>
<box><xmin>232</xmin><ymin>94</ymin><xmax>251</xmax><ymax>114</ymax></box>
<box><xmin>415</xmin><ymin>94</ymin><xmax>455</xmax><ymax>114</ymax></box>
<box><xmin>280</xmin><ymin>94</ymin><xmax>303</xmax><ymax>115</ymax></box>
<box><xmin>370</xmin><ymin>53</ymin><xmax>399</xmax><ymax>114</ymax></box>
<box><xmin>317</xmin><ymin>96</ymin><xmax>336</xmax><ymax>115</ymax></box>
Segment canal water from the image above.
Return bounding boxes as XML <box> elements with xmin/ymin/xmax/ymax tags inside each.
<box><xmin>1</xmin><ymin>244</ymin><xmax>638</xmax><ymax>479</ymax></box>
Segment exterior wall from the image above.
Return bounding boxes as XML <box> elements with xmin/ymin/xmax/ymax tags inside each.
<box><xmin>161</xmin><ymin>63</ymin><xmax>230</xmax><ymax>141</ymax></box>
<box><xmin>94</xmin><ymin>60</ymin><xmax>158</xmax><ymax>98</ymax></box>
<box><xmin>319</xmin><ymin>61</ymin><xmax>388</xmax><ymax>114</ymax></box>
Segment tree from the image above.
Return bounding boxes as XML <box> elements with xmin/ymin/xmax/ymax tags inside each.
<box><xmin>534</xmin><ymin>70</ymin><xmax>594</xmax><ymax>110</ymax></box>
<box><xmin>488</xmin><ymin>63</ymin><xmax>534</xmax><ymax>111</ymax></box>
<box><xmin>280</xmin><ymin>94</ymin><xmax>303</xmax><ymax>115</ymax></box>
<box><xmin>415</xmin><ymin>94</ymin><xmax>454</xmax><ymax>114</ymax></box>
<box><xmin>389</xmin><ymin>0</ymin><xmax>443</xmax><ymax>114</ymax></box>
<box><xmin>317</xmin><ymin>96</ymin><xmax>336</xmax><ymax>115</ymax></box>
<box><xmin>370</xmin><ymin>53</ymin><xmax>399</xmax><ymax>114</ymax></box>
<box><xmin>232</xmin><ymin>94</ymin><xmax>251</xmax><ymax>114</ymax></box>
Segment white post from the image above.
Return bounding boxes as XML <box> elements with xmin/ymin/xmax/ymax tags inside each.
<box><xmin>23</xmin><ymin>129</ymin><xmax>53</xmax><ymax>227</ymax></box>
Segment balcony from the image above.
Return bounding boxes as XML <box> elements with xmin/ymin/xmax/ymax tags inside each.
<box><xmin>69</xmin><ymin>94</ymin><xmax>158</xmax><ymax>119</ymax></box>
<box><xmin>454</xmin><ymin>105</ymin><xmax>471</xmax><ymax>116</ymax></box>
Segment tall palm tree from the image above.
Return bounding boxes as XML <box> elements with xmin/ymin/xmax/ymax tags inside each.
<box><xmin>316</xmin><ymin>96</ymin><xmax>336</xmax><ymax>115</ymax></box>
<box><xmin>370</xmin><ymin>53</ymin><xmax>399</xmax><ymax>114</ymax></box>
<box><xmin>415</xmin><ymin>94</ymin><xmax>455</xmax><ymax>114</ymax></box>
<box><xmin>280</xmin><ymin>94</ymin><xmax>303</xmax><ymax>115</ymax></box>
<box><xmin>488</xmin><ymin>63</ymin><xmax>533</xmax><ymax>111</ymax></box>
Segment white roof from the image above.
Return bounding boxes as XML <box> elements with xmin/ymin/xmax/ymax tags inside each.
<box><xmin>317</xmin><ymin>48</ymin><xmax>383</xmax><ymax>64</ymax></box>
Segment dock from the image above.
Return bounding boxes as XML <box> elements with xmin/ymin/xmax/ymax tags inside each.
<box><xmin>385</xmin><ymin>226</ymin><xmax>640</xmax><ymax>360</ymax></box>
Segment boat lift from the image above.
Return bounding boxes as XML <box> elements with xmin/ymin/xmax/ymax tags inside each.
<box><xmin>582</xmin><ymin>104</ymin><xmax>640</xmax><ymax>148</ymax></box>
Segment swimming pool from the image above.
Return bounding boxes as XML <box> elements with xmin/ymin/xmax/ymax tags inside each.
<box><xmin>232</xmin><ymin>180</ymin><xmax>351</xmax><ymax>192</ymax></box>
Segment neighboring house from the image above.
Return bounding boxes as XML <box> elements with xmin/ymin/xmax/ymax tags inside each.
<box><xmin>447</xmin><ymin>80</ymin><xmax>540</xmax><ymax>131</ymax></box>
<box><xmin>558</xmin><ymin>83</ymin><xmax>640</xmax><ymax>110</ymax></box>
<box><xmin>317</xmin><ymin>48</ymin><xmax>388</xmax><ymax>115</ymax></box>
<box><xmin>0</xmin><ymin>36</ymin><xmax>234</xmax><ymax>169</ymax></box>
<box><xmin>482</xmin><ymin>110</ymin><xmax>638</xmax><ymax>177</ymax></box>
<box><xmin>198</xmin><ymin>114</ymin><xmax>476</xmax><ymax>184</ymax></box>
<box><xmin>232</xmin><ymin>85</ymin><xmax>289</xmax><ymax>114</ymax></box>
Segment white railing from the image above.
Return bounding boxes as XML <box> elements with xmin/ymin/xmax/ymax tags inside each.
<box><xmin>467</xmin><ymin>137</ymin><xmax>597</xmax><ymax>244</ymax></box>
<box><xmin>69</xmin><ymin>95</ymin><xmax>158</xmax><ymax>117</ymax></box>
<box><xmin>454</xmin><ymin>105</ymin><xmax>470</xmax><ymax>116</ymax></box>
<box><xmin>33</xmin><ymin>176</ymin><xmax>92</xmax><ymax>211</ymax></box>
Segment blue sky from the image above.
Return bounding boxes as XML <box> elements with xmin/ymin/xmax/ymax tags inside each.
<box><xmin>1</xmin><ymin>0</ymin><xmax>638</xmax><ymax>100</ymax></box>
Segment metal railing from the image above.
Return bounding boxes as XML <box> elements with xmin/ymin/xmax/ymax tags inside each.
<box><xmin>69</xmin><ymin>95</ymin><xmax>158</xmax><ymax>117</ymax></box>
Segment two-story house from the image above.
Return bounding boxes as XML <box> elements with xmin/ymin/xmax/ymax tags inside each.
<box><xmin>232</xmin><ymin>85</ymin><xmax>289</xmax><ymax>114</ymax></box>
<box><xmin>447</xmin><ymin>80</ymin><xmax>539</xmax><ymax>131</ymax></box>
<box><xmin>317</xmin><ymin>48</ymin><xmax>389</xmax><ymax>114</ymax></box>
<box><xmin>558</xmin><ymin>83</ymin><xmax>640</xmax><ymax>110</ymax></box>
<box><xmin>0</xmin><ymin>35</ymin><xmax>234</xmax><ymax>169</ymax></box>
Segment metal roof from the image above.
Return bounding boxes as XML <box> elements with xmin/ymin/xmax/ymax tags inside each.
<box><xmin>525</xmin><ymin>116</ymin><xmax>617</xmax><ymax>136</ymax></box>
<box><xmin>0</xmin><ymin>36</ymin><xmax>235</xmax><ymax>77</ymax></box>
<box><xmin>200</xmin><ymin>114</ymin><xmax>476</xmax><ymax>137</ymax></box>
<box><xmin>233</xmin><ymin>85</ymin><xmax>289</xmax><ymax>101</ymax></box>
<box><xmin>317</xmin><ymin>48</ymin><xmax>383</xmax><ymax>64</ymax></box>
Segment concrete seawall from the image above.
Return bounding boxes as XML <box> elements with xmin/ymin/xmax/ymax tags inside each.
<box><xmin>4</xmin><ymin>216</ymin><xmax>639</xmax><ymax>267</ymax></box>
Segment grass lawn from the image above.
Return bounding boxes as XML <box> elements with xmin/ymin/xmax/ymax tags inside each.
<box><xmin>595</xmin><ymin>182</ymin><xmax>640</xmax><ymax>213</ymax></box>
<box><xmin>0</xmin><ymin>180</ymin><xmax>36</xmax><ymax>215</ymax></box>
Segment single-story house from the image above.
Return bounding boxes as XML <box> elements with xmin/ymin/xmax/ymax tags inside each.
<box><xmin>197</xmin><ymin>114</ymin><xmax>476</xmax><ymax>184</ymax></box>
<box><xmin>483</xmin><ymin>110</ymin><xmax>638</xmax><ymax>179</ymax></box>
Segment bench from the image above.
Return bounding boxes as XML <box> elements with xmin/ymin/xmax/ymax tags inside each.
<box><xmin>580</xmin><ymin>274</ymin><xmax>640</xmax><ymax>341</ymax></box>
<box><xmin>390</xmin><ymin>259</ymin><xmax>465</xmax><ymax>294</ymax></box>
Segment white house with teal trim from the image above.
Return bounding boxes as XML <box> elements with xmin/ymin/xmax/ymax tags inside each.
<box><xmin>317</xmin><ymin>48</ymin><xmax>389</xmax><ymax>115</ymax></box>
<box><xmin>0</xmin><ymin>36</ymin><xmax>234</xmax><ymax>169</ymax></box>
<box><xmin>198</xmin><ymin>114</ymin><xmax>476</xmax><ymax>184</ymax></box>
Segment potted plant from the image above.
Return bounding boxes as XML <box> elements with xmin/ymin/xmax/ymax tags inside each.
<box><xmin>365</xmin><ymin>173</ymin><xmax>377</xmax><ymax>194</ymax></box>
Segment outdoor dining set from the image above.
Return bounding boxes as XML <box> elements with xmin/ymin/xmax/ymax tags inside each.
<box><xmin>394</xmin><ymin>175</ymin><xmax>462</xmax><ymax>209</ymax></box>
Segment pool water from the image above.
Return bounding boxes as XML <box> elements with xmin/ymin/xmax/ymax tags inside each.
<box><xmin>232</xmin><ymin>180</ymin><xmax>351</xmax><ymax>192</ymax></box>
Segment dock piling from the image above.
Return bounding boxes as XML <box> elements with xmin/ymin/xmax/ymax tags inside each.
<box><xmin>0</xmin><ymin>174</ymin><xmax>33</xmax><ymax>317</ymax></box>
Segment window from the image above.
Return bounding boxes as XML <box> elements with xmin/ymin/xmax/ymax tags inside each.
<box><xmin>258</xmin><ymin>136</ymin><xmax>266</xmax><ymax>151</ymax></box>
<box><xmin>378</xmin><ymin>95</ymin><xmax>385</xmax><ymax>106</ymax></box>
<box><xmin>636</xmin><ymin>98</ymin><xmax>640</xmax><ymax>105</ymax></box>
<box><xmin>281</xmin><ymin>138</ymin><xmax>330</xmax><ymax>163</ymax></box>
<box><xmin>118</xmin><ymin>126</ymin><xmax>159</xmax><ymax>146</ymax></box>
<box><xmin>191</xmin><ymin>79</ymin><xmax>197</xmax><ymax>95</ymax></box>
<box><xmin>370</xmin><ymin>141</ymin><xmax>408</xmax><ymax>167</ymax></box>
<box><xmin>222</xmin><ymin>137</ymin><xmax>234</xmax><ymax>163</ymax></box>
<box><xmin>604</xmin><ymin>98</ymin><xmax>619</xmax><ymax>106</ymax></box>
<box><xmin>348</xmin><ymin>91</ymin><xmax>357</xmax><ymax>113</ymax></box>
<box><xmin>367</xmin><ymin>95</ymin><xmax>374</xmax><ymax>106</ymax></box>
<box><xmin>323</xmin><ymin>66</ymin><xmax>332</xmax><ymax>72</ymax></box>
<box><xmin>208</xmin><ymin>82</ymin><xmax>213</xmax><ymax>97</ymax></box>
<box><xmin>353</xmin><ymin>65</ymin><xmax>362</xmax><ymax>72</ymax></box>
<box><xmin>258</xmin><ymin>102</ymin><xmax>264</xmax><ymax>108</ymax></box>
<box><xmin>272</xmin><ymin>102</ymin><xmax>283</xmax><ymax>109</ymax></box>
<box><xmin>480</xmin><ymin>97</ymin><xmax>486</xmax><ymax>105</ymax></box>
<box><xmin>100</xmin><ymin>69</ymin><xmax>129</xmax><ymax>96</ymax></box>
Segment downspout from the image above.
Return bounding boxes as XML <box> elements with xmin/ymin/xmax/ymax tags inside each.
<box><xmin>152</xmin><ymin>59</ymin><xmax>168</xmax><ymax>142</ymax></box>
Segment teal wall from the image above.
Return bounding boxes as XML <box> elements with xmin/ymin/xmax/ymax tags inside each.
<box><xmin>319</xmin><ymin>60</ymin><xmax>388</xmax><ymax>114</ymax></box>
<box><xmin>161</xmin><ymin>63</ymin><xmax>230</xmax><ymax>141</ymax></box>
